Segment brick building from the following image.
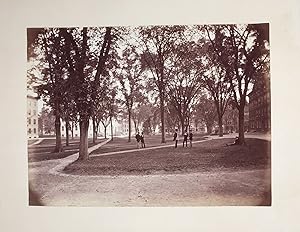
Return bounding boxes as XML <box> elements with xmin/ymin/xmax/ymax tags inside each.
<box><xmin>248</xmin><ymin>73</ymin><xmax>271</xmax><ymax>132</ymax></box>
<box><xmin>27</xmin><ymin>95</ymin><xmax>39</xmax><ymax>139</ymax></box>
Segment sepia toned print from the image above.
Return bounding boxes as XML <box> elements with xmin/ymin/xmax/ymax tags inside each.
<box><xmin>27</xmin><ymin>24</ymin><xmax>270</xmax><ymax>206</ymax></box>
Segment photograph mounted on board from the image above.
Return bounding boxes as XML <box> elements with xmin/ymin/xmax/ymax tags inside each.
<box><xmin>27</xmin><ymin>23</ymin><xmax>271</xmax><ymax>206</ymax></box>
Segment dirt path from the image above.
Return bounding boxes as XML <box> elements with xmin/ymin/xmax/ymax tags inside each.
<box><xmin>28</xmin><ymin>134</ymin><xmax>271</xmax><ymax>206</ymax></box>
<box><xmin>29</xmin><ymin>165</ymin><xmax>270</xmax><ymax>206</ymax></box>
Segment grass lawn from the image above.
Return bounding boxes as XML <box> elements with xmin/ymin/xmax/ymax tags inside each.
<box><xmin>90</xmin><ymin>134</ymin><xmax>206</xmax><ymax>155</ymax></box>
<box><xmin>64</xmin><ymin>138</ymin><xmax>271</xmax><ymax>176</ymax></box>
<box><xmin>28</xmin><ymin>138</ymin><xmax>105</xmax><ymax>162</ymax></box>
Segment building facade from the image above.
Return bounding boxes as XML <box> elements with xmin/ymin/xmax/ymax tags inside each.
<box><xmin>60</xmin><ymin>118</ymin><xmax>130</xmax><ymax>138</ymax></box>
<box><xmin>27</xmin><ymin>95</ymin><xmax>39</xmax><ymax>139</ymax></box>
<box><xmin>248</xmin><ymin>73</ymin><xmax>271</xmax><ymax>132</ymax></box>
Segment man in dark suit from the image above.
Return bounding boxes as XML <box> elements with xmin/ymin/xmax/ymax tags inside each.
<box><xmin>189</xmin><ymin>130</ymin><xmax>193</xmax><ymax>147</ymax></box>
<box><xmin>135</xmin><ymin>132</ymin><xmax>141</xmax><ymax>148</ymax></box>
<box><xmin>173</xmin><ymin>129</ymin><xmax>178</xmax><ymax>148</ymax></box>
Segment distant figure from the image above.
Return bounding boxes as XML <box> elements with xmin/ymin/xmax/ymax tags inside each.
<box><xmin>173</xmin><ymin>129</ymin><xmax>179</xmax><ymax>148</ymax></box>
<box><xmin>140</xmin><ymin>132</ymin><xmax>146</xmax><ymax>148</ymax></box>
<box><xmin>189</xmin><ymin>130</ymin><xmax>193</xmax><ymax>147</ymax></box>
<box><xmin>135</xmin><ymin>132</ymin><xmax>141</xmax><ymax>148</ymax></box>
<box><xmin>183</xmin><ymin>130</ymin><xmax>188</xmax><ymax>147</ymax></box>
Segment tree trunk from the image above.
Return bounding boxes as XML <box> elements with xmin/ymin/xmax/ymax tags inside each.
<box><xmin>104</xmin><ymin>126</ymin><xmax>107</xmax><ymax>139</ymax></box>
<box><xmin>186</xmin><ymin>116</ymin><xmax>190</xmax><ymax>132</ymax></box>
<box><xmin>78</xmin><ymin>117</ymin><xmax>89</xmax><ymax>160</ymax></box>
<box><xmin>133</xmin><ymin>120</ymin><xmax>138</xmax><ymax>133</ymax></box>
<box><xmin>54</xmin><ymin>113</ymin><xmax>63</xmax><ymax>152</ymax></box>
<box><xmin>71</xmin><ymin>121</ymin><xmax>74</xmax><ymax>139</ymax></box>
<box><xmin>65</xmin><ymin>118</ymin><xmax>69</xmax><ymax>146</ymax></box>
<box><xmin>195</xmin><ymin>121</ymin><xmax>198</xmax><ymax>132</ymax></box>
<box><xmin>218</xmin><ymin>115</ymin><xmax>223</xmax><ymax>137</ymax></box>
<box><xmin>40</xmin><ymin>120</ymin><xmax>44</xmax><ymax>136</ymax></box>
<box><xmin>110</xmin><ymin>117</ymin><xmax>113</xmax><ymax>141</ymax></box>
<box><xmin>238</xmin><ymin>105</ymin><xmax>245</xmax><ymax>144</ymax></box>
<box><xmin>128</xmin><ymin>111</ymin><xmax>132</xmax><ymax>142</ymax></box>
<box><xmin>160</xmin><ymin>95</ymin><xmax>166</xmax><ymax>143</ymax></box>
<box><xmin>206</xmin><ymin>123</ymin><xmax>213</xmax><ymax>134</ymax></box>
<box><xmin>180</xmin><ymin>116</ymin><xmax>185</xmax><ymax>136</ymax></box>
<box><xmin>92</xmin><ymin>118</ymin><xmax>97</xmax><ymax>144</ymax></box>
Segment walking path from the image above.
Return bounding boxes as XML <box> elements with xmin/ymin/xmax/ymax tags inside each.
<box><xmin>208</xmin><ymin>132</ymin><xmax>271</xmax><ymax>141</ymax></box>
<box><xmin>28</xmin><ymin>138</ymin><xmax>44</xmax><ymax>147</ymax></box>
<box><xmin>89</xmin><ymin>137</ymin><xmax>213</xmax><ymax>158</ymax></box>
<box><xmin>48</xmin><ymin>138</ymin><xmax>111</xmax><ymax>176</ymax></box>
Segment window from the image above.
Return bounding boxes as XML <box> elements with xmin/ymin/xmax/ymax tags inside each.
<box><xmin>33</xmin><ymin>119</ymin><xmax>36</xmax><ymax>125</ymax></box>
<box><xmin>33</xmin><ymin>128</ymin><xmax>36</xmax><ymax>134</ymax></box>
<box><xmin>62</xmin><ymin>126</ymin><xmax>64</xmax><ymax>131</ymax></box>
<box><xmin>28</xmin><ymin>128</ymin><xmax>32</xmax><ymax>134</ymax></box>
<box><xmin>28</xmin><ymin>118</ymin><xmax>31</xmax><ymax>124</ymax></box>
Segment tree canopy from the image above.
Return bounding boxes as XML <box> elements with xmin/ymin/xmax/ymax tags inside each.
<box><xmin>27</xmin><ymin>23</ymin><xmax>270</xmax><ymax>158</ymax></box>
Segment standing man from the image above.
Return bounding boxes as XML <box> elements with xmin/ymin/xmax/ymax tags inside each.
<box><xmin>183</xmin><ymin>130</ymin><xmax>188</xmax><ymax>147</ymax></box>
<box><xmin>189</xmin><ymin>130</ymin><xmax>193</xmax><ymax>147</ymax></box>
<box><xmin>141</xmin><ymin>132</ymin><xmax>146</xmax><ymax>148</ymax></box>
<box><xmin>135</xmin><ymin>131</ymin><xmax>141</xmax><ymax>148</ymax></box>
<box><xmin>173</xmin><ymin>129</ymin><xmax>179</xmax><ymax>148</ymax></box>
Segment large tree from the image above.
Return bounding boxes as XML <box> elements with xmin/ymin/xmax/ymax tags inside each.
<box><xmin>61</xmin><ymin>88</ymin><xmax>77</xmax><ymax>146</ymax></box>
<box><xmin>91</xmin><ymin>81</ymin><xmax>110</xmax><ymax>143</ymax></box>
<box><xmin>97</xmin><ymin>87</ymin><xmax>117</xmax><ymax>139</ymax></box>
<box><xmin>33</xmin><ymin>28</ymin><xmax>70</xmax><ymax>152</ymax></box>
<box><xmin>138</xmin><ymin>25</ymin><xmax>185</xmax><ymax>143</ymax></box>
<box><xmin>132</xmin><ymin>103</ymin><xmax>152</xmax><ymax>133</ymax></box>
<box><xmin>203</xmin><ymin>24</ymin><xmax>269</xmax><ymax>143</ymax></box>
<box><xmin>61</xmin><ymin>27</ymin><xmax>114</xmax><ymax>160</ymax></box>
<box><xmin>115</xmin><ymin>46</ymin><xmax>144</xmax><ymax>142</ymax></box>
<box><xmin>193</xmin><ymin>96</ymin><xmax>216</xmax><ymax>134</ymax></box>
<box><xmin>201</xmin><ymin>57</ymin><xmax>232</xmax><ymax>137</ymax></box>
<box><xmin>38</xmin><ymin>107</ymin><xmax>55</xmax><ymax>136</ymax></box>
<box><xmin>167</xmin><ymin>40</ymin><xmax>204</xmax><ymax>134</ymax></box>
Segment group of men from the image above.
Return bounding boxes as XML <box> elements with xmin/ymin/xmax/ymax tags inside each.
<box><xmin>135</xmin><ymin>129</ymin><xmax>194</xmax><ymax>149</ymax></box>
<box><xmin>135</xmin><ymin>131</ymin><xmax>146</xmax><ymax>148</ymax></box>
<box><xmin>173</xmin><ymin>129</ymin><xmax>193</xmax><ymax>148</ymax></box>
